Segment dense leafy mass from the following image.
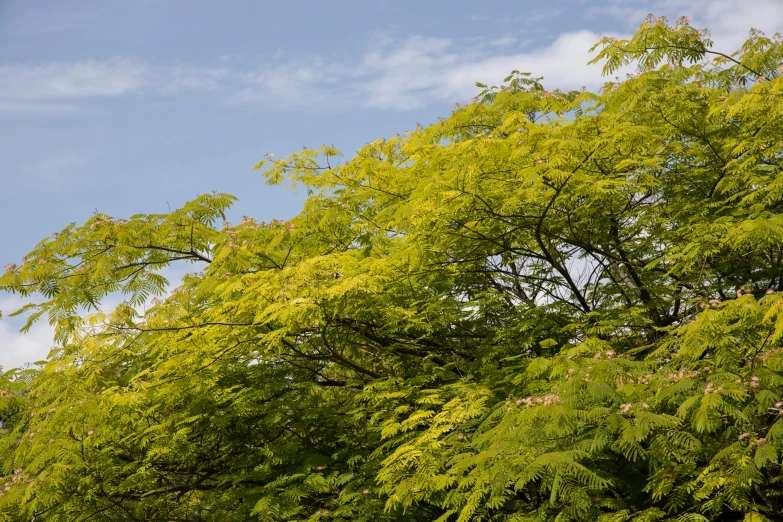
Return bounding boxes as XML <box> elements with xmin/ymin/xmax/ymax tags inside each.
<box><xmin>2</xmin><ymin>16</ymin><xmax>783</xmax><ymax>521</ymax></box>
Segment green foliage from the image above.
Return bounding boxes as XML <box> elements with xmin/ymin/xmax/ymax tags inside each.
<box><xmin>1</xmin><ymin>14</ymin><xmax>783</xmax><ymax>521</ymax></box>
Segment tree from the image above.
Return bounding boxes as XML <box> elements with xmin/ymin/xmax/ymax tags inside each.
<box><xmin>1</xmin><ymin>14</ymin><xmax>783</xmax><ymax>521</ymax></box>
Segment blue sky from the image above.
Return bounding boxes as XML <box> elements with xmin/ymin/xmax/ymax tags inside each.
<box><xmin>1</xmin><ymin>0</ymin><xmax>782</xmax><ymax>367</ymax></box>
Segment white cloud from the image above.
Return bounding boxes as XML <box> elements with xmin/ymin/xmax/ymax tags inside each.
<box><xmin>464</xmin><ymin>8</ymin><xmax>565</xmax><ymax>27</ymax></box>
<box><xmin>224</xmin><ymin>1</ymin><xmax>783</xmax><ymax>111</ymax></box>
<box><xmin>0</xmin><ymin>321</ymin><xmax>55</xmax><ymax>370</ymax></box>
<box><xmin>2</xmin><ymin>2</ymin><xmax>779</xmax><ymax>116</ymax></box>
<box><xmin>490</xmin><ymin>36</ymin><xmax>518</xmax><ymax>47</ymax></box>
<box><xmin>227</xmin><ymin>59</ymin><xmax>343</xmax><ymax>106</ymax></box>
<box><xmin>676</xmin><ymin>0</ymin><xmax>783</xmax><ymax>51</ymax></box>
<box><xmin>0</xmin><ymin>58</ymin><xmax>228</xmax><ymax>113</ymax></box>
<box><xmin>356</xmin><ymin>36</ymin><xmax>464</xmax><ymax>110</ymax></box>
<box><xmin>0</xmin><ymin>100</ymin><xmax>79</xmax><ymax>114</ymax></box>
<box><xmin>217</xmin><ymin>54</ymin><xmax>245</xmax><ymax>65</ymax></box>
<box><xmin>0</xmin><ymin>58</ymin><xmax>149</xmax><ymax>99</ymax></box>
<box><xmin>0</xmin><ymin>264</ymin><xmax>190</xmax><ymax>369</ymax></box>
<box><xmin>358</xmin><ymin>31</ymin><xmax>627</xmax><ymax>110</ymax></box>
<box><xmin>0</xmin><ymin>295</ymin><xmax>55</xmax><ymax>370</ymax></box>
<box><xmin>158</xmin><ymin>65</ymin><xmax>227</xmax><ymax>94</ymax></box>
<box><xmin>589</xmin><ymin>0</ymin><xmax>783</xmax><ymax>52</ymax></box>
<box><xmin>229</xmin><ymin>31</ymin><xmax>626</xmax><ymax>111</ymax></box>
<box><xmin>222</xmin><ymin>19</ymin><xmax>639</xmax><ymax>111</ymax></box>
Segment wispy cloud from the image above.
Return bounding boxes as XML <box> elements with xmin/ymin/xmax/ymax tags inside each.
<box><xmin>228</xmin><ymin>58</ymin><xmax>342</xmax><ymax>106</ymax></box>
<box><xmin>0</xmin><ymin>29</ymin><xmax>626</xmax><ymax>114</ymax></box>
<box><xmin>588</xmin><ymin>0</ymin><xmax>783</xmax><ymax>51</ymax></box>
<box><xmin>226</xmin><ymin>31</ymin><xmax>625</xmax><ymax>111</ymax></box>
<box><xmin>0</xmin><ymin>264</ymin><xmax>188</xmax><ymax>369</ymax></box>
<box><xmin>464</xmin><ymin>8</ymin><xmax>565</xmax><ymax>27</ymax></box>
<box><xmin>0</xmin><ymin>320</ymin><xmax>54</xmax><ymax>370</ymax></box>
<box><xmin>0</xmin><ymin>295</ymin><xmax>55</xmax><ymax>370</ymax></box>
<box><xmin>225</xmin><ymin>1</ymin><xmax>783</xmax><ymax>112</ymax></box>
<box><xmin>0</xmin><ymin>58</ymin><xmax>225</xmax><ymax>113</ymax></box>
<box><xmin>356</xmin><ymin>31</ymin><xmax>623</xmax><ymax>110</ymax></box>
<box><xmin>158</xmin><ymin>65</ymin><xmax>227</xmax><ymax>94</ymax></box>
<box><xmin>3</xmin><ymin>2</ymin><xmax>781</xmax><ymax>115</ymax></box>
<box><xmin>489</xmin><ymin>36</ymin><xmax>518</xmax><ymax>47</ymax></box>
<box><xmin>0</xmin><ymin>58</ymin><xmax>149</xmax><ymax>99</ymax></box>
<box><xmin>0</xmin><ymin>100</ymin><xmax>79</xmax><ymax>114</ymax></box>
<box><xmin>356</xmin><ymin>36</ymin><xmax>464</xmax><ymax>110</ymax></box>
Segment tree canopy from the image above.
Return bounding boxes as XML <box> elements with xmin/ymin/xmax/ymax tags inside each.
<box><xmin>2</xmin><ymin>15</ymin><xmax>783</xmax><ymax>522</ymax></box>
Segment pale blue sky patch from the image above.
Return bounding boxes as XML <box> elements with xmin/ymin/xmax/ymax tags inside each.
<box><xmin>22</xmin><ymin>150</ymin><xmax>94</xmax><ymax>193</ymax></box>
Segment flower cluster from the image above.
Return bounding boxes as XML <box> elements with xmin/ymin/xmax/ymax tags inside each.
<box><xmin>769</xmin><ymin>401</ymin><xmax>783</xmax><ymax>416</ymax></box>
<box><xmin>636</xmin><ymin>374</ymin><xmax>654</xmax><ymax>384</ymax></box>
<box><xmin>88</xmin><ymin>216</ymin><xmax>126</xmax><ymax>230</ymax></box>
<box><xmin>665</xmin><ymin>367</ymin><xmax>700</xmax><ymax>382</ymax></box>
<box><xmin>224</xmin><ymin>230</ymin><xmax>247</xmax><ymax>250</ymax></box>
<box><xmin>738</xmin><ymin>432</ymin><xmax>766</xmax><ymax>445</ymax></box>
<box><xmin>703</xmin><ymin>382</ymin><xmax>723</xmax><ymax>395</ymax></box>
<box><xmin>675</xmin><ymin>16</ymin><xmax>691</xmax><ymax>26</ymax></box>
<box><xmin>1</xmin><ymin>467</ymin><xmax>32</xmax><ymax>494</ymax></box>
<box><xmin>516</xmin><ymin>394</ymin><xmax>561</xmax><ymax>407</ymax></box>
<box><xmin>619</xmin><ymin>402</ymin><xmax>649</xmax><ymax>415</ymax></box>
<box><xmin>647</xmin><ymin>15</ymin><xmax>668</xmax><ymax>24</ymax></box>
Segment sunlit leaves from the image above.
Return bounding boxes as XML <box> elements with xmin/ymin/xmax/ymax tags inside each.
<box><xmin>0</xmin><ymin>14</ymin><xmax>783</xmax><ymax>522</ymax></box>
